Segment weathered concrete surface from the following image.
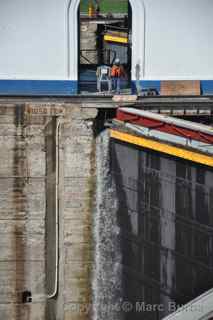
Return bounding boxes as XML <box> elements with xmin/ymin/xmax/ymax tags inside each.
<box><xmin>0</xmin><ymin>107</ymin><xmax>46</xmax><ymax>319</ymax></box>
<box><xmin>0</xmin><ymin>103</ymin><xmax>98</xmax><ymax>320</ymax></box>
<box><xmin>61</xmin><ymin>107</ymin><xmax>97</xmax><ymax>320</ymax></box>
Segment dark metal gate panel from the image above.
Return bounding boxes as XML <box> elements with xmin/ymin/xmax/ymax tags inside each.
<box><xmin>110</xmin><ymin>139</ymin><xmax>213</xmax><ymax>320</ymax></box>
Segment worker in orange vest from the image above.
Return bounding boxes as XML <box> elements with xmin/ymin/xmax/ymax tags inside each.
<box><xmin>111</xmin><ymin>58</ymin><xmax>127</xmax><ymax>94</ymax></box>
<box><xmin>88</xmin><ymin>0</ymin><xmax>95</xmax><ymax>17</ymax></box>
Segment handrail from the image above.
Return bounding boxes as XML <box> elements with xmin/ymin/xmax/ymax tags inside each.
<box><xmin>104</xmin><ymin>25</ymin><xmax>128</xmax><ymax>32</ymax></box>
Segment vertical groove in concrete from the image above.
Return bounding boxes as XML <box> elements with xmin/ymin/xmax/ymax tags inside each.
<box><xmin>13</xmin><ymin>105</ymin><xmax>28</xmax><ymax>319</ymax></box>
<box><xmin>45</xmin><ymin>118</ymin><xmax>57</xmax><ymax>320</ymax></box>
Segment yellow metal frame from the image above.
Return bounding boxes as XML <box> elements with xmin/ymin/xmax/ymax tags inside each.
<box><xmin>104</xmin><ymin>34</ymin><xmax>128</xmax><ymax>44</ymax></box>
<box><xmin>110</xmin><ymin>129</ymin><xmax>213</xmax><ymax>167</ymax></box>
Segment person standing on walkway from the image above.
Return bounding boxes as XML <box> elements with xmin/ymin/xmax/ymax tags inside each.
<box><xmin>111</xmin><ymin>58</ymin><xmax>127</xmax><ymax>94</ymax></box>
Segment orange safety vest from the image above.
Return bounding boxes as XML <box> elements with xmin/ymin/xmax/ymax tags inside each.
<box><xmin>111</xmin><ymin>65</ymin><xmax>122</xmax><ymax>78</ymax></box>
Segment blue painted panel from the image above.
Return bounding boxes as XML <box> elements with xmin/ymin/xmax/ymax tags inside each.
<box><xmin>131</xmin><ymin>80</ymin><xmax>161</xmax><ymax>94</ymax></box>
<box><xmin>1</xmin><ymin>79</ymin><xmax>213</xmax><ymax>96</ymax></box>
<box><xmin>201</xmin><ymin>81</ymin><xmax>213</xmax><ymax>95</ymax></box>
<box><xmin>0</xmin><ymin>80</ymin><xmax>78</xmax><ymax>95</ymax></box>
<box><xmin>140</xmin><ymin>80</ymin><xmax>161</xmax><ymax>92</ymax></box>
<box><xmin>132</xmin><ymin>80</ymin><xmax>213</xmax><ymax>95</ymax></box>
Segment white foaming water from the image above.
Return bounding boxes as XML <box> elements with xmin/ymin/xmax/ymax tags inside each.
<box><xmin>92</xmin><ymin>130</ymin><xmax>123</xmax><ymax>320</ymax></box>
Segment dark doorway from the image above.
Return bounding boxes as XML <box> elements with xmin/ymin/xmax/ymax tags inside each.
<box><xmin>78</xmin><ymin>0</ymin><xmax>132</xmax><ymax>94</ymax></box>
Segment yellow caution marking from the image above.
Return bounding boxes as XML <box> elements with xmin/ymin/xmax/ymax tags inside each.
<box><xmin>110</xmin><ymin>129</ymin><xmax>213</xmax><ymax>167</ymax></box>
<box><xmin>104</xmin><ymin>34</ymin><xmax>128</xmax><ymax>44</ymax></box>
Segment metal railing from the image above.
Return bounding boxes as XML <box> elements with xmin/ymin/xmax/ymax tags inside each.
<box><xmin>80</xmin><ymin>48</ymin><xmax>117</xmax><ymax>65</ymax></box>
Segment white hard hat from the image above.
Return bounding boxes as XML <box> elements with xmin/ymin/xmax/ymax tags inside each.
<box><xmin>115</xmin><ymin>58</ymin><xmax>120</xmax><ymax>64</ymax></box>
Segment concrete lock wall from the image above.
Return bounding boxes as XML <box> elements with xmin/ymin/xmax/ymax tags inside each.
<box><xmin>0</xmin><ymin>104</ymin><xmax>98</xmax><ymax>320</ymax></box>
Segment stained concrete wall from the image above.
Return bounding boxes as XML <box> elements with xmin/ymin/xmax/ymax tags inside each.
<box><xmin>0</xmin><ymin>104</ymin><xmax>98</xmax><ymax>320</ymax></box>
